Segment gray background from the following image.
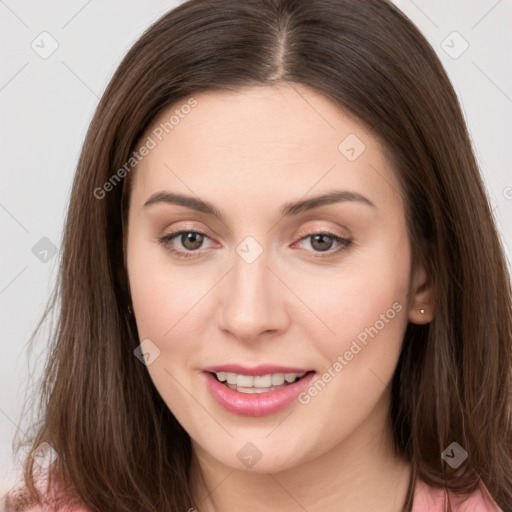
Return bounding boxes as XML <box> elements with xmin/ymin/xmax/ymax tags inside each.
<box><xmin>1</xmin><ymin>0</ymin><xmax>511</xmax><ymax>498</ymax></box>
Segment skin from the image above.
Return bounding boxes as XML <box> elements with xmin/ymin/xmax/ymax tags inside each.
<box><xmin>125</xmin><ymin>83</ymin><xmax>433</xmax><ymax>512</ymax></box>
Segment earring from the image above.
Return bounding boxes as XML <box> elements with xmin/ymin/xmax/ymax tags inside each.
<box><xmin>420</xmin><ymin>309</ymin><xmax>425</xmax><ymax>315</ymax></box>
<box><xmin>127</xmin><ymin>304</ymin><xmax>133</xmax><ymax>315</ymax></box>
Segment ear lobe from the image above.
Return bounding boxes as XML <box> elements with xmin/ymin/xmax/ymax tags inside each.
<box><xmin>408</xmin><ymin>263</ymin><xmax>434</xmax><ymax>324</ymax></box>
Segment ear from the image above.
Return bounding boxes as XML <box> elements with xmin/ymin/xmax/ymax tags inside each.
<box><xmin>408</xmin><ymin>262</ymin><xmax>434</xmax><ymax>324</ymax></box>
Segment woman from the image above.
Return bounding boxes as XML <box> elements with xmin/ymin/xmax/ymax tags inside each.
<box><xmin>5</xmin><ymin>0</ymin><xmax>511</xmax><ymax>510</ymax></box>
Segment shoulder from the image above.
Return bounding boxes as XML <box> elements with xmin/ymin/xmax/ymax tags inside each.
<box><xmin>412</xmin><ymin>477</ymin><xmax>504</xmax><ymax>512</ymax></box>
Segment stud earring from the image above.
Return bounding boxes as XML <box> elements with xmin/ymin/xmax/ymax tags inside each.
<box><xmin>127</xmin><ymin>304</ymin><xmax>133</xmax><ymax>314</ymax></box>
<box><xmin>420</xmin><ymin>309</ymin><xmax>425</xmax><ymax>315</ymax></box>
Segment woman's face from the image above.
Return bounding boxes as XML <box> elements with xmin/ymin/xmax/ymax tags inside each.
<box><xmin>125</xmin><ymin>84</ymin><xmax>429</xmax><ymax>474</ymax></box>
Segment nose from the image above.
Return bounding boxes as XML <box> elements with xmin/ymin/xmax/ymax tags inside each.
<box><xmin>216</xmin><ymin>243</ymin><xmax>290</xmax><ymax>343</ymax></box>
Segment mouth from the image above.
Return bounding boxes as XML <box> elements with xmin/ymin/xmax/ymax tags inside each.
<box><xmin>202</xmin><ymin>367</ymin><xmax>317</xmax><ymax>416</ymax></box>
<box><xmin>209</xmin><ymin>370</ymin><xmax>315</xmax><ymax>394</ymax></box>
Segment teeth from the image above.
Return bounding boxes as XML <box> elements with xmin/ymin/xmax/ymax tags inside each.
<box><xmin>253</xmin><ymin>374</ymin><xmax>272</xmax><ymax>387</ymax></box>
<box><xmin>214</xmin><ymin>371</ymin><xmax>307</xmax><ymax>391</ymax></box>
<box><xmin>235</xmin><ymin>386</ymin><xmax>282</xmax><ymax>393</ymax></box>
<box><xmin>236</xmin><ymin>374</ymin><xmax>253</xmax><ymax>387</ymax></box>
<box><xmin>271</xmin><ymin>373</ymin><xmax>285</xmax><ymax>386</ymax></box>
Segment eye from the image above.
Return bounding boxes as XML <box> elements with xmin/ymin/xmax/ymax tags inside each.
<box><xmin>158</xmin><ymin>230</ymin><xmax>214</xmax><ymax>259</ymax></box>
<box><xmin>294</xmin><ymin>231</ymin><xmax>352</xmax><ymax>257</ymax></box>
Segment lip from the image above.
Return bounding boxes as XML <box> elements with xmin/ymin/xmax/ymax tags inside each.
<box><xmin>202</xmin><ymin>370</ymin><xmax>316</xmax><ymax>417</ymax></box>
<box><xmin>202</xmin><ymin>364</ymin><xmax>313</xmax><ymax>376</ymax></box>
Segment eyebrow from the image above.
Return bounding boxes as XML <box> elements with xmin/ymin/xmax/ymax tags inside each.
<box><xmin>143</xmin><ymin>189</ymin><xmax>376</xmax><ymax>220</ymax></box>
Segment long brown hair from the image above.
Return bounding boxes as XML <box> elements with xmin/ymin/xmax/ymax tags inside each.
<box><xmin>7</xmin><ymin>0</ymin><xmax>512</xmax><ymax>511</ymax></box>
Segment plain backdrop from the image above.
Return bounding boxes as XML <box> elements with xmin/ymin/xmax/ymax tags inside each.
<box><xmin>1</xmin><ymin>0</ymin><xmax>511</xmax><ymax>499</ymax></box>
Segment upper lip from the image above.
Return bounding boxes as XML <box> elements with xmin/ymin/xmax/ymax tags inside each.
<box><xmin>202</xmin><ymin>364</ymin><xmax>314</xmax><ymax>376</ymax></box>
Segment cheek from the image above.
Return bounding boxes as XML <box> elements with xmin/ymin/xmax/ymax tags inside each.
<box><xmin>301</xmin><ymin>230</ymin><xmax>410</xmax><ymax>382</ymax></box>
<box><xmin>126</xmin><ymin>239</ymin><xmax>209</xmax><ymax>424</ymax></box>
<box><xmin>127</xmin><ymin>229</ymin><xmax>207</xmax><ymax>343</ymax></box>
<box><xmin>299</xmin><ymin>230</ymin><xmax>411</xmax><ymax>347</ymax></box>
<box><xmin>130</xmin><ymin>270</ymin><xmax>202</xmax><ymax>340</ymax></box>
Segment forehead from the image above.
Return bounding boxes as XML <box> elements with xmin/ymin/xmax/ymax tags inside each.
<box><xmin>129</xmin><ymin>84</ymin><xmax>402</xmax><ymax>214</ymax></box>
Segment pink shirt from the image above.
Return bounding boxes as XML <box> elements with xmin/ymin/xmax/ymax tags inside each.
<box><xmin>4</xmin><ymin>475</ymin><xmax>504</xmax><ymax>511</ymax></box>
<box><xmin>412</xmin><ymin>478</ymin><xmax>503</xmax><ymax>512</ymax></box>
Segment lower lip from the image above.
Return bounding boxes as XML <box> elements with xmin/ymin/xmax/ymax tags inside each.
<box><xmin>203</xmin><ymin>371</ymin><xmax>316</xmax><ymax>417</ymax></box>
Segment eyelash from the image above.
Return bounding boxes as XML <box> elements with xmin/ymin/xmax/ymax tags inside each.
<box><xmin>158</xmin><ymin>229</ymin><xmax>352</xmax><ymax>260</ymax></box>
